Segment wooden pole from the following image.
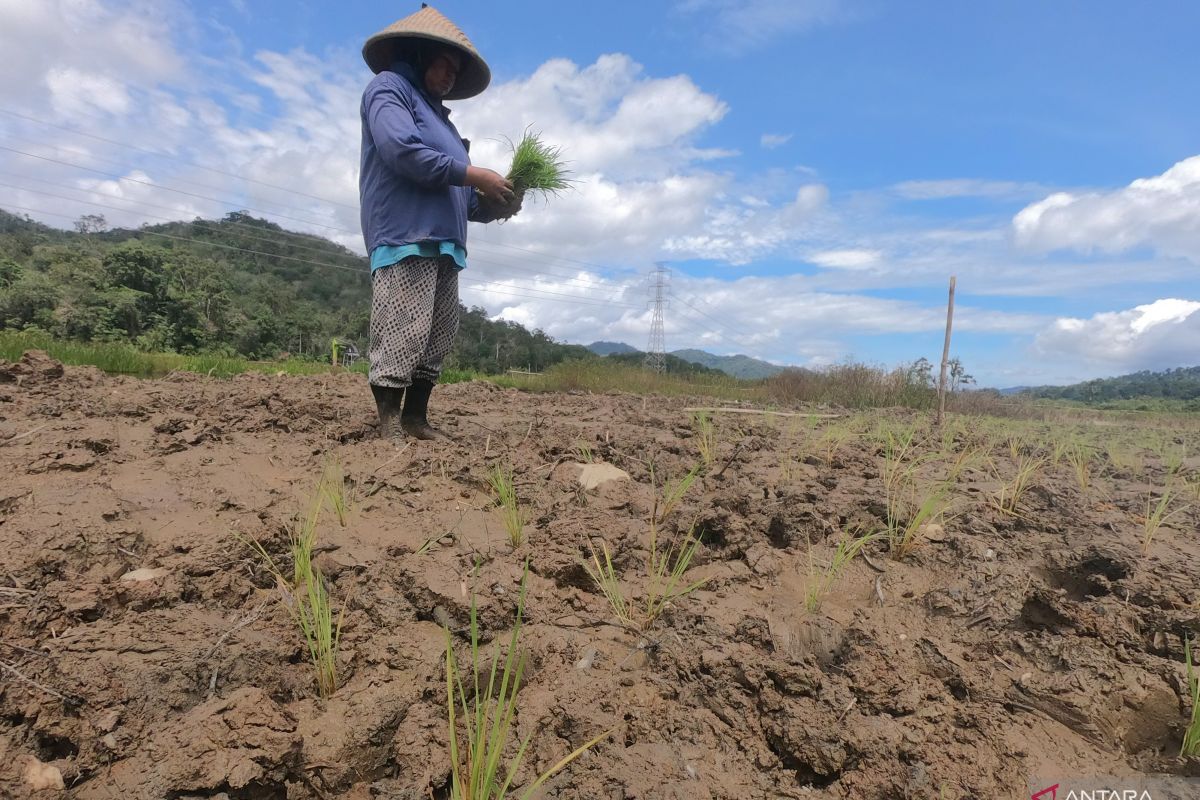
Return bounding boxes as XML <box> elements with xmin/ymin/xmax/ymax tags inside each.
<box><xmin>936</xmin><ymin>276</ymin><xmax>957</xmax><ymax>427</ymax></box>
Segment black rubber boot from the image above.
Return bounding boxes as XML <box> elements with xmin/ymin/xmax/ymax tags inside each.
<box><xmin>370</xmin><ymin>384</ymin><xmax>405</xmax><ymax>439</ymax></box>
<box><xmin>400</xmin><ymin>378</ymin><xmax>442</xmax><ymax>440</ymax></box>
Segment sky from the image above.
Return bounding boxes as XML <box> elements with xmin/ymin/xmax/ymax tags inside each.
<box><xmin>1</xmin><ymin>0</ymin><xmax>1198</xmax><ymax>387</ymax></box>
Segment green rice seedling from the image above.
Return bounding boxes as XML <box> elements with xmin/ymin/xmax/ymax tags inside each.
<box><xmin>1006</xmin><ymin>435</ymin><xmax>1027</xmax><ymax>462</ymax></box>
<box><xmin>583</xmin><ymin>539</ymin><xmax>633</xmax><ymax>628</ymax></box>
<box><xmin>991</xmin><ymin>455</ymin><xmax>1046</xmax><ymax>516</ymax></box>
<box><xmin>1141</xmin><ymin>483</ymin><xmax>1191</xmax><ymax>554</ymax></box>
<box><xmin>805</xmin><ymin>528</ymin><xmax>881</xmax><ymax>612</ymax></box>
<box><xmin>653</xmin><ymin>464</ymin><xmax>701</xmax><ymax>524</ymax></box>
<box><xmin>1162</xmin><ymin>445</ymin><xmax>1187</xmax><ymax>477</ymax></box>
<box><xmin>445</xmin><ymin>566</ymin><xmax>609</xmax><ymax>799</ymax></box>
<box><xmin>1106</xmin><ymin>440</ymin><xmax>1144</xmax><ymax>477</ymax></box>
<box><xmin>321</xmin><ymin>458</ymin><xmax>352</xmax><ymax>527</ymax></box>
<box><xmin>505</xmin><ymin>130</ymin><xmax>571</xmax><ymax>197</ymax></box>
<box><xmin>943</xmin><ymin>442</ymin><xmax>986</xmax><ymax>484</ymax></box>
<box><xmin>574</xmin><ymin>441</ymin><xmax>596</xmax><ymax>464</ymax></box>
<box><xmin>583</xmin><ymin>523</ymin><xmax>706</xmax><ymax>631</ymax></box>
<box><xmin>238</xmin><ymin>483</ymin><xmax>346</xmax><ymax>698</ymax></box>
<box><xmin>488</xmin><ymin>464</ymin><xmax>526</xmax><ymax>547</ymax></box>
<box><xmin>1049</xmin><ymin>435</ymin><xmax>1072</xmax><ymax>469</ymax></box>
<box><xmin>644</xmin><ymin>521</ymin><xmax>707</xmax><ymax>627</ymax></box>
<box><xmin>889</xmin><ymin>480</ymin><xmax>952</xmax><ymax>561</ymax></box>
<box><xmin>819</xmin><ymin>422</ymin><xmax>854</xmax><ymax>465</ymax></box>
<box><xmin>1064</xmin><ymin>443</ymin><xmax>1095</xmax><ymax>495</ymax></box>
<box><xmin>1183</xmin><ymin>637</ymin><xmax>1200</xmax><ymax>758</ymax></box>
<box><xmin>693</xmin><ymin>411</ymin><xmax>717</xmax><ymax>467</ymax></box>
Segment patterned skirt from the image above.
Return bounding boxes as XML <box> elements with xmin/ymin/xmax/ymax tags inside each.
<box><xmin>368</xmin><ymin>255</ymin><xmax>460</xmax><ymax>388</ymax></box>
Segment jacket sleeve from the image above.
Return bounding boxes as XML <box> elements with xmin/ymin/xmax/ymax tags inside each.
<box><xmin>364</xmin><ymin>81</ymin><xmax>468</xmax><ymax>188</ymax></box>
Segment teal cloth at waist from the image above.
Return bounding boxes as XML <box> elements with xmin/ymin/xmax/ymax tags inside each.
<box><xmin>370</xmin><ymin>241</ymin><xmax>467</xmax><ymax>272</ymax></box>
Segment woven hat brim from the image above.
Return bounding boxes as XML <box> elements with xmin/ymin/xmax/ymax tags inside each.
<box><xmin>362</xmin><ymin>32</ymin><xmax>490</xmax><ymax>100</ymax></box>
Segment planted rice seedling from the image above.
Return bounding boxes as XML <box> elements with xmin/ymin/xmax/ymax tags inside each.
<box><xmin>888</xmin><ymin>480</ymin><xmax>952</xmax><ymax>561</ymax></box>
<box><xmin>574</xmin><ymin>441</ymin><xmax>596</xmax><ymax>464</ymax></box>
<box><xmin>991</xmin><ymin>455</ymin><xmax>1046</xmax><ymax>516</ymax></box>
<box><xmin>583</xmin><ymin>538</ymin><xmax>633</xmax><ymax>628</ymax></box>
<box><xmin>237</xmin><ymin>474</ymin><xmax>346</xmax><ymax>698</ymax></box>
<box><xmin>644</xmin><ymin>521</ymin><xmax>707</xmax><ymax>625</ymax></box>
<box><xmin>653</xmin><ymin>464</ymin><xmax>701</xmax><ymax>524</ymax></box>
<box><xmin>1141</xmin><ymin>483</ymin><xmax>1190</xmax><ymax>554</ymax></box>
<box><xmin>583</xmin><ymin>522</ymin><xmax>707</xmax><ymax>631</ymax></box>
<box><xmin>505</xmin><ymin>130</ymin><xmax>571</xmax><ymax>197</ymax></box>
<box><xmin>1162</xmin><ymin>445</ymin><xmax>1187</xmax><ymax>476</ymax></box>
<box><xmin>693</xmin><ymin>411</ymin><xmax>717</xmax><ymax>467</ymax></box>
<box><xmin>488</xmin><ymin>464</ymin><xmax>526</xmax><ymax>547</ymax></box>
<box><xmin>445</xmin><ymin>566</ymin><xmax>608</xmax><ymax>799</ymax></box>
<box><xmin>321</xmin><ymin>458</ymin><xmax>352</xmax><ymax>527</ymax></box>
<box><xmin>819</xmin><ymin>422</ymin><xmax>854</xmax><ymax>465</ymax></box>
<box><xmin>1064</xmin><ymin>443</ymin><xmax>1095</xmax><ymax>495</ymax></box>
<box><xmin>1183</xmin><ymin>637</ymin><xmax>1200</xmax><ymax>758</ymax></box>
<box><xmin>943</xmin><ymin>442</ymin><xmax>985</xmax><ymax>483</ymax></box>
<box><xmin>805</xmin><ymin>528</ymin><xmax>881</xmax><ymax>612</ymax></box>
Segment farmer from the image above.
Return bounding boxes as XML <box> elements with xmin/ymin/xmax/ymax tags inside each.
<box><xmin>360</xmin><ymin>4</ymin><xmax>520</xmax><ymax>439</ymax></box>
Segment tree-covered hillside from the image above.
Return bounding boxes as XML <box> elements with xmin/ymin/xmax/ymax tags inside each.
<box><xmin>0</xmin><ymin>209</ymin><xmax>606</xmax><ymax>374</ymax></box>
<box><xmin>1023</xmin><ymin>366</ymin><xmax>1200</xmax><ymax>406</ymax></box>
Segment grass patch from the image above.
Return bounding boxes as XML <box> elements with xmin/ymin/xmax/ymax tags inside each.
<box><xmin>445</xmin><ymin>565</ymin><xmax>608</xmax><ymax>798</ymax></box>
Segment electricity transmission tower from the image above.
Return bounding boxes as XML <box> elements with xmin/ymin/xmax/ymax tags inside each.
<box><xmin>645</xmin><ymin>264</ymin><xmax>669</xmax><ymax>373</ymax></box>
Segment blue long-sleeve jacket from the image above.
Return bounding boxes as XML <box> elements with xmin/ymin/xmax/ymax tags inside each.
<box><xmin>359</xmin><ymin>61</ymin><xmax>498</xmax><ymax>258</ymax></box>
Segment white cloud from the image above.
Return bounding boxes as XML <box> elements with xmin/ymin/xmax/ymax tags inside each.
<box><xmin>0</xmin><ymin>0</ymin><xmax>183</xmax><ymax>113</ymax></box>
<box><xmin>808</xmin><ymin>248</ymin><xmax>881</xmax><ymax>269</ymax></box>
<box><xmin>1013</xmin><ymin>155</ymin><xmax>1200</xmax><ymax>261</ymax></box>
<box><xmin>1033</xmin><ymin>299</ymin><xmax>1200</xmax><ymax>371</ymax></box>
<box><xmin>760</xmin><ymin>133</ymin><xmax>792</xmax><ymax>149</ymax></box>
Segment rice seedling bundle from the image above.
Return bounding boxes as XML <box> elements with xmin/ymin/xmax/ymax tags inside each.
<box><xmin>505</xmin><ymin>131</ymin><xmax>570</xmax><ymax>198</ymax></box>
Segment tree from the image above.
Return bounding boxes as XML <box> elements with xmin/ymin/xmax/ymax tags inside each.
<box><xmin>948</xmin><ymin>357</ymin><xmax>975</xmax><ymax>392</ymax></box>
<box><xmin>907</xmin><ymin>357</ymin><xmax>934</xmax><ymax>388</ymax></box>
<box><xmin>0</xmin><ymin>257</ymin><xmax>21</xmax><ymax>288</ymax></box>
<box><xmin>74</xmin><ymin>214</ymin><xmax>107</xmax><ymax>235</ymax></box>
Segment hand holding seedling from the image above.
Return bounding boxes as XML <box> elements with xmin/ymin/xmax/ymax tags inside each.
<box><xmin>465</xmin><ymin>165</ymin><xmax>515</xmax><ymax>205</ymax></box>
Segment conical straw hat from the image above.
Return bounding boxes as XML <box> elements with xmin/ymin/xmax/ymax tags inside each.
<box><xmin>362</xmin><ymin>4</ymin><xmax>491</xmax><ymax>100</ymax></box>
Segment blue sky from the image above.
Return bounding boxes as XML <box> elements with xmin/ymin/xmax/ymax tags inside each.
<box><xmin>2</xmin><ymin>0</ymin><xmax>1199</xmax><ymax>386</ymax></box>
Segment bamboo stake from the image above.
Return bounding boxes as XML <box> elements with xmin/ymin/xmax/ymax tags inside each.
<box><xmin>936</xmin><ymin>276</ymin><xmax>957</xmax><ymax>427</ymax></box>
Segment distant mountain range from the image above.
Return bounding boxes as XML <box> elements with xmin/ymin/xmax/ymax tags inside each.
<box><xmin>585</xmin><ymin>342</ymin><xmax>785</xmax><ymax>380</ymax></box>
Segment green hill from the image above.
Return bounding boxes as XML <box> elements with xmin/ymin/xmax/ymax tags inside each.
<box><xmin>1021</xmin><ymin>365</ymin><xmax>1200</xmax><ymax>410</ymax></box>
<box><xmin>671</xmin><ymin>348</ymin><xmax>783</xmax><ymax>379</ymax></box>
<box><xmin>0</xmin><ymin>209</ymin><xmax>594</xmax><ymax>374</ymax></box>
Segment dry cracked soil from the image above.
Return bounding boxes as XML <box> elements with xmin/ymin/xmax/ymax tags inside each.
<box><xmin>1</xmin><ymin>350</ymin><xmax>1199</xmax><ymax>799</ymax></box>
